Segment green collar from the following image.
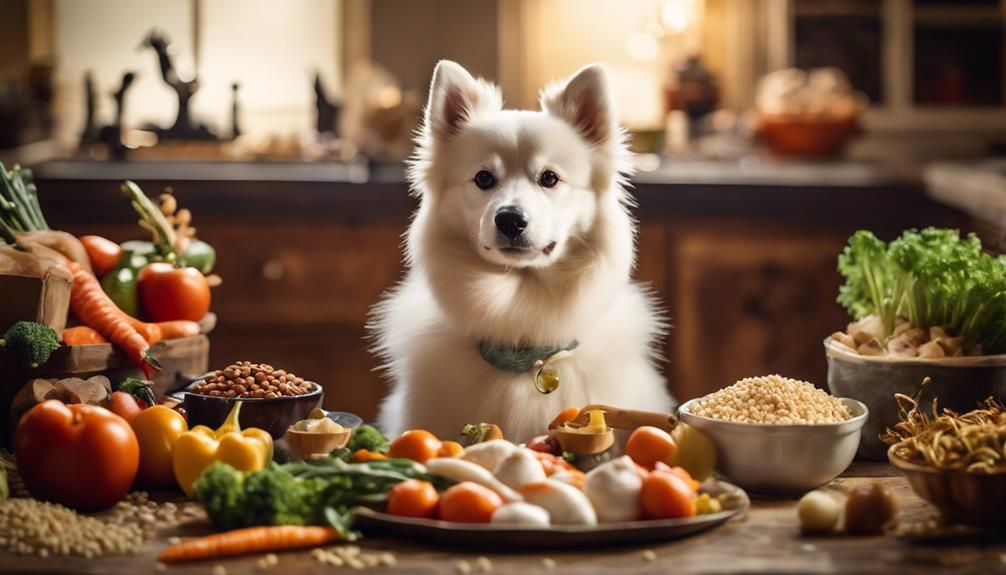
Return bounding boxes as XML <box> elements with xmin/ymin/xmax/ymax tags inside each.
<box><xmin>478</xmin><ymin>340</ymin><xmax>580</xmax><ymax>373</ymax></box>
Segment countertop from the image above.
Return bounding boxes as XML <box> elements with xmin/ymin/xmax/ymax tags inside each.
<box><xmin>29</xmin><ymin>157</ymin><xmax>951</xmax><ymax>228</ymax></box>
<box><xmin>31</xmin><ymin>157</ymin><xmax>900</xmax><ymax>188</ymax></box>
<box><xmin>2</xmin><ymin>462</ymin><xmax>1002</xmax><ymax>575</ymax></box>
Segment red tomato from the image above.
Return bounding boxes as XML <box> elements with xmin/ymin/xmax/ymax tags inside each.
<box><xmin>15</xmin><ymin>400</ymin><xmax>140</xmax><ymax>511</ymax></box>
<box><xmin>80</xmin><ymin>235</ymin><xmax>123</xmax><ymax>277</ymax></box>
<box><xmin>625</xmin><ymin>426</ymin><xmax>677</xmax><ymax>469</ymax></box>
<box><xmin>108</xmin><ymin>391</ymin><xmax>145</xmax><ymax>423</ymax></box>
<box><xmin>640</xmin><ymin>470</ymin><xmax>697</xmax><ymax>520</ymax></box>
<box><xmin>137</xmin><ymin>262</ymin><xmax>211</xmax><ymax>322</ymax></box>
<box><xmin>386</xmin><ymin>479</ymin><xmax>439</xmax><ymax>518</ymax></box>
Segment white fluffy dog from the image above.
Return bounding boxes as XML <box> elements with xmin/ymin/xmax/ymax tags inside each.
<box><xmin>371</xmin><ymin>60</ymin><xmax>672</xmax><ymax>442</ymax></box>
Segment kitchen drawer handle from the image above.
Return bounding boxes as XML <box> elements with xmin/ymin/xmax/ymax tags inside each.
<box><xmin>261</xmin><ymin>258</ymin><xmax>286</xmax><ymax>280</ymax></box>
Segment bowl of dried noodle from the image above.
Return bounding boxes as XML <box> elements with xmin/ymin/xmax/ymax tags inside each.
<box><xmin>884</xmin><ymin>388</ymin><xmax>1006</xmax><ymax>527</ymax></box>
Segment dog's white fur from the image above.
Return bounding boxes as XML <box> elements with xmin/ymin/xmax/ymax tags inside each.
<box><xmin>370</xmin><ymin>61</ymin><xmax>672</xmax><ymax>442</ymax></box>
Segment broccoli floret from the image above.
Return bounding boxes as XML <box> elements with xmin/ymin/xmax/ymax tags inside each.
<box><xmin>241</xmin><ymin>463</ymin><xmax>312</xmax><ymax>527</ymax></box>
<box><xmin>193</xmin><ymin>462</ymin><xmax>247</xmax><ymax>530</ymax></box>
<box><xmin>1</xmin><ymin>321</ymin><xmax>59</xmax><ymax>368</ymax></box>
<box><xmin>346</xmin><ymin>424</ymin><xmax>389</xmax><ymax>453</ymax></box>
<box><xmin>330</xmin><ymin>424</ymin><xmax>390</xmax><ymax>462</ymax></box>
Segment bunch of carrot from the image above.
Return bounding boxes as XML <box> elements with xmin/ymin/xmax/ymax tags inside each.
<box><xmin>65</xmin><ymin>260</ymin><xmax>198</xmax><ymax>377</ymax></box>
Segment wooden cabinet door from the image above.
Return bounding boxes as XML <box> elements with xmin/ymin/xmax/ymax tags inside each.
<box><xmin>671</xmin><ymin>226</ymin><xmax>850</xmax><ymax>400</ymax></box>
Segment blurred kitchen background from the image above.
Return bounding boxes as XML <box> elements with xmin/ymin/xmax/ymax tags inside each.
<box><xmin>2</xmin><ymin>0</ymin><xmax>1005</xmax><ymax>420</ymax></box>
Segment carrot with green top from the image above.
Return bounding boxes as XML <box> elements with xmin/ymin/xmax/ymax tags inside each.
<box><xmin>66</xmin><ymin>260</ymin><xmax>160</xmax><ymax>376</ymax></box>
<box><xmin>157</xmin><ymin>525</ymin><xmax>339</xmax><ymax>563</ymax></box>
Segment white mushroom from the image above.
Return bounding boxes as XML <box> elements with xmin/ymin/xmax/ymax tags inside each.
<box><xmin>519</xmin><ymin>480</ymin><xmax>597</xmax><ymax>526</ymax></box>
<box><xmin>584</xmin><ymin>456</ymin><xmax>642</xmax><ymax>522</ymax></box>
<box><xmin>493</xmin><ymin>448</ymin><xmax>547</xmax><ymax>490</ymax></box>
<box><xmin>461</xmin><ymin>439</ymin><xmax>517</xmax><ymax>471</ymax></box>
<box><xmin>490</xmin><ymin>502</ymin><xmax>551</xmax><ymax>527</ymax></box>
<box><xmin>424</xmin><ymin>458</ymin><xmax>522</xmax><ymax>502</ymax></box>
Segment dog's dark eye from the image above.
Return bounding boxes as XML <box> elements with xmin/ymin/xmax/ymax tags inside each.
<box><xmin>474</xmin><ymin>170</ymin><xmax>496</xmax><ymax>190</ymax></box>
<box><xmin>539</xmin><ymin>170</ymin><xmax>560</xmax><ymax>188</ymax></box>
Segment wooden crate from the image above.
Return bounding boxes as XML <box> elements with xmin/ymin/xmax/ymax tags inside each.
<box><xmin>0</xmin><ymin>272</ymin><xmax>71</xmax><ymax>333</ymax></box>
<box><xmin>1</xmin><ymin>335</ymin><xmax>209</xmax><ymax>447</ymax></box>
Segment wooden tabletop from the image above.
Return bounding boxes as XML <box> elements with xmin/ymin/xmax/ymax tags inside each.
<box><xmin>2</xmin><ymin>462</ymin><xmax>1003</xmax><ymax>575</ymax></box>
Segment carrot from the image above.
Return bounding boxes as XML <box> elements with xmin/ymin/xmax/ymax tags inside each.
<box><xmin>66</xmin><ymin>309</ymin><xmax>197</xmax><ymax>346</ymax></box>
<box><xmin>157</xmin><ymin>525</ymin><xmax>339</xmax><ymax>564</ymax></box>
<box><xmin>124</xmin><ymin>317</ymin><xmax>162</xmax><ymax>345</ymax></box>
<box><xmin>352</xmin><ymin>449</ymin><xmax>388</xmax><ymax>462</ymax></box>
<box><xmin>66</xmin><ymin>260</ymin><xmax>160</xmax><ymax>377</ymax></box>
<box><xmin>155</xmin><ymin>319</ymin><xmax>201</xmax><ymax>340</ymax></box>
<box><xmin>122</xmin><ymin>316</ymin><xmax>200</xmax><ymax>345</ymax></box>
<box><xmin>61</xmin><ymin>325</ymin><xmax>109</xmax><ymax>346</ymax></box>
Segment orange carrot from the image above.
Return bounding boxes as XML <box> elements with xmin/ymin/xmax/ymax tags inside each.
<box><xmin>61</xmin><ymin>325</ymin><xmax>109</xmax><ymax>346</ymax></box>
<box><xmin>121</xmin><ymin>317</ymin><xmax>200</xmax><ymax>344</ymax></box>
<box><xmin>157</xmin><ymin>526</ymin><xmax>339</xmax><ymax>564</ymax></box>
<box><xmin>155</xmin><ymin>319</ymin><xmax>201</xmax><ymax>340</ymax></box>
<box><xmin>66</xmin><ymin>260</ymin><xmax>160</xmax><ymax>377</ymax></box>
<box><xmin>124</xmin><ymin>317</ymin><xmax>162</xmax><ymax>345</ymax></box>
<box><xmin>352</xmin><ymin>449</ymin><xmax>388</xmax><ymax>462</ymax></box>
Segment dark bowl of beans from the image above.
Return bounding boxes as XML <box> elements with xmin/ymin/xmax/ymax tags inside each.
<box><xmin>173</xmin><ymin>361</ymin><xmax>323</xmax><ymax>439</ymax></box>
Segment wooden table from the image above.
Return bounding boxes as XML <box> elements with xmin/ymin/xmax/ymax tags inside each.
<box><xmin>2</xmin><ymin>463</ymin><xmax>1003</xmax><ymax>575</ymax></box>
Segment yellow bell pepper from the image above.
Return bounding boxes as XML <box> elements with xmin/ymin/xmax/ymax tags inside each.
<box><xmin>172</xmin><ymin>402</ymin><xmax>273</xmax><ymax>496</ymax></box>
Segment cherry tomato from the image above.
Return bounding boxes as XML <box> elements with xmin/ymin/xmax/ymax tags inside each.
<box><xmin>548</xmin><ymin>407</ymin><xmax>580</xmax><ymax>428</ymax></box>
<box><xmin>388</xmin><ymin>429</ymin><xmax>441</xmax><ymax>463</ymax></box>
<box><xmin>131</xmin><ymin>405</ymin><xmax>188</xmax><ymax>490</ymax></box>
<box><xmin>137</xmin><ymin>262</ymin><xmax>211</xmax><ymax>322</ymax></box>
<box><xmin>526</xmin><ymin>435</ymin><xmax>562</xmax><ymax>455</ymax></box>
<box><xmin>387</xmin><ymin>479</ymin><xmax>440</xmax><ymax>518</ymax></box>
<box><xmin>108</xmin><ymin>391</ymin><xmax>144</xmax><ymax>423</ymax></box>
<box><xmin>653</xmin><ymin>462</ymin><xmax>701</xmax><ymax>492</ymax></box>
<box><xmin>15</xmin><ymin>400</ymin><xmax>139</xmax><ymax>511</ymax></box>
<box><xmin>437</xmin><ymin>440</ymin><xmax>464</xmax><ymax>458</ymax></box>
<box><xmin>438</xmin><ymin>482</ymin><xmax>502</xmax><ymax>523</ymax></box>
<box><xmin>626</xmin><ymin>426</ymin><xmax>677</xmax><ymax>469</ymax></box>
<box><xmin>80</xmin><ymin>235</ymin><xmax>123</xmax><ymax>277</ymax></box>
<box><xmin>640</xmin><ymin>470</ymin><xmax>697</xmax><ymax>519</ymax></box>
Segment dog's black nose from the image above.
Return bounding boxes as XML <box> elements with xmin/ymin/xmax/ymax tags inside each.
<box><xmin>495</xmin><ymin>206</ymin><xmax>528</xmax><ymax>239</ymax></box>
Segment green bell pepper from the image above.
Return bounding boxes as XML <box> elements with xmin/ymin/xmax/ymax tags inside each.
<box><xmin>181</xmin><ymin>239</ymin><xmax>216</xmax><ymax>275</ymax></box>
<box><xmin>120</xmin><ymin>238</ymin><xmax>215</xmax><ymax>274</ymax></box>
<box><xmin>100</xmin><ymin>249</ymin><xmax>148</xmax><ymax>317</ymax></box>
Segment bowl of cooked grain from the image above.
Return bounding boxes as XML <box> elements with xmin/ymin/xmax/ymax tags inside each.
<box><xmin>678</xmin><ymin>375</ymin><xmax>868</xmax><ymax>492</ymax></box>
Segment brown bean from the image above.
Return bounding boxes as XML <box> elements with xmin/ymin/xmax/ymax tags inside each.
<box><xmin>209</xmin><ymin>390</ymin><xmax>222</xmax><ymax>397</ymax></box>
<box><xmin>239</xmin><ymin>366</ymin><xmax>250</xmax><ymax>377</ymax></box>
<box><xmin>252</xmin><ymin>389</ymin><xmax>265</xmax><ymax>398</ymax></box>
<box><xmin>234</xmin><ymin>385</ymin><xmax>247</xmax><ymax>394</ymax></box>
<box><xmin>265</xmin><ymin>391</ymin><xmax>277</xmax><ymax>399</ymax></box>
<box><xmin>268</xmin><ymin>385</ymin><xmax>278</xmax><ymax>392</ymax></box>
<box><xmin>224</xmin><ymin>389</ymin><xmax>236</xmax><ymax>397</ymax></box>
<box><xmin>255</xmin><ymin>372</ymin><xmax>267</xmax><ymax>382</ymax></box>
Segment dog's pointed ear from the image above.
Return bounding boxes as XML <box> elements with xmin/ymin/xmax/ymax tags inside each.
<box><xmin>541</xmin><ymin>65</ymin><xmax>616</xmax><ymax>147</ymax></box>
<box><xmin>424</xmin><ymin>60</ymin><xmax>501</xmax><ymax>142</ymax></box>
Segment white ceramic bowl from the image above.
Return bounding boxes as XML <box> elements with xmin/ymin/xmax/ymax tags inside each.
<box><xmin>678</xmin><ymin>397</ymin><xmax>868</xmax><ymax>493</ymax></box>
